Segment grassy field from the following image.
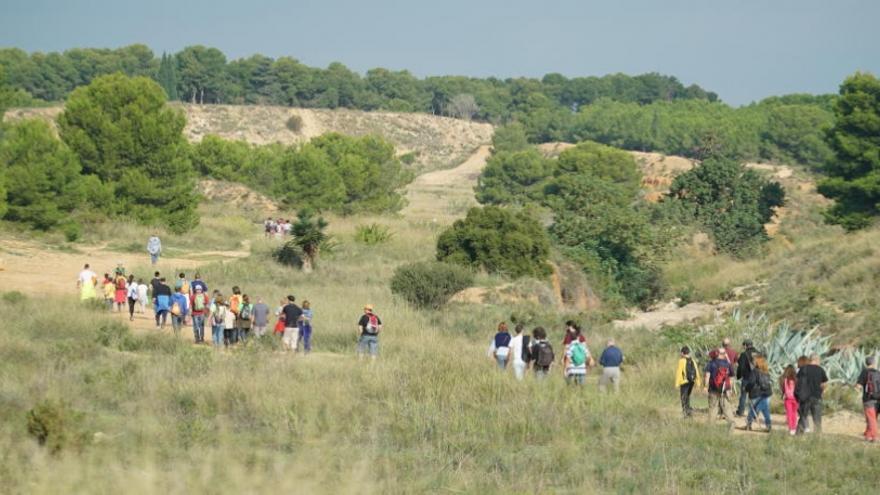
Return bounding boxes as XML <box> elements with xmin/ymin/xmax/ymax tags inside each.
<box><xmin>1</xmin><ymin>206</ymin><xmax>879</xmax><ymax>494</ymax></box>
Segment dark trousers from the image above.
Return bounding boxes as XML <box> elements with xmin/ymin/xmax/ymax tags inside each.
<box><xmin>680</xmin><ymin>382</ymin><xmax>695</xmax><ymax>416</ymax></box>
<box><xmin>797</xmin><ymin>397</ymin><xmax>823</xmax><ymax>433</ymax></box>
<box><xmin>736</xmin><ymin>379</ymin><xmax>749</xmax><ymax>415</ymax></box>
<box><xmin>155</xmin><ymin>310</ymin><xmax>168</xmax><ymax>328</ymax></box>
<box><xmin>128</xmin><ymin>298</ymin><xmax>137</xmax><ymax>319</ymax></box>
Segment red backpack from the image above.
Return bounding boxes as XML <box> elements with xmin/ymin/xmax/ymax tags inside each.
<box><xmin>712</xmin><ymin>364</ymin><xmax>730</xmax><ymax>392</ymax></box>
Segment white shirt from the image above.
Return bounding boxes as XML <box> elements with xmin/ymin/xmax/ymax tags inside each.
<box><xmin>78</xmin><ymin>269</ymin><xmax>96</xmax><ymax>285</ymax></box>
<box><xmin>565</xmin><ymin>342</ymin><xmax>590</xmax><ymax>376</ymax></box>
<box><xmin>127</xmin><ymin>282</ymin><xmax>139</xmax><ymax>300</ymax></box>
<box><xmin>509</xmin><ymin>334</ymin><xmax>526</xmax><ymax>365</ymax></box>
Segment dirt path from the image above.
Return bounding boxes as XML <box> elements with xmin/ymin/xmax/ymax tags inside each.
<box><xmin>402</xmin><ymin>145</ymin><xmax>491</xmax><ymax>224</ymax></box>
<box><xmin>0</xmin><ymin>238</ymin><xmax>249</xmax><ymax>298</ymax></box>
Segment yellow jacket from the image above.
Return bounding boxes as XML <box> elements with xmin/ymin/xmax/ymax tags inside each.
<box><xmin>674</xmin><ymin>356</ymin><xmax>702</xmax><ymax>388</ymax></box>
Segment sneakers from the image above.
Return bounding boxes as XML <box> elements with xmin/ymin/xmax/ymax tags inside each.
<box><xmin>789</xmin><ymin>430</ymin><xmax>796</xmax><ymax>436</ymax></box>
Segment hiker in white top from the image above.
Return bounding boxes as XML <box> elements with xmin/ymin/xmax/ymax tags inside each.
<box><xmin>136</xmin><ymin>279</ymin><xmax>149</xmax><ymax>313</ymax></box>
<box><xmin>77</xmin><ymin>263</ymin><xmax>98</xmax><ymax>301</ymax></box>
<box><xmin>147</xmin><ymin>235</ymin><xmax>162</xmax><ymax>265</ymax></box>
<box><xmin>563</xmin><ymin>328</ymin><xmax>590</xmax><ymax>385</ymax></box>
<box><xmin>508</xmin><ymin>323</ymin><xmax>531</xmax><ymax>380</ymax></box>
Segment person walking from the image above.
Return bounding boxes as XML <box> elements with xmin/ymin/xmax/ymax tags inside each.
<box><xmin>147</xmin><ymin>234</ymin><xmax>162</xmax><ymax>265</ymax></box>
<box><xmin>170</xmin><ymin>285</ymin><xmax>190</xmax><ymax>337</ymax></box>
<box><xmin>780</xmin><ymin>365</ymin><xmax>799</xmax><ymax>435</ymax></box>
<box><xmin>508</xmin><ymin>324</ymin><xmax>530</xmax><ymax>380</ymax></box>
<box><xmin>488</xmin><ymin>322</ymin><xmax>512</xmax><ymax>370</ymax></box>
<box><xmin>237</xmin><ymin>294</ymin><xmax>254</xmax><ymax>344</ymax></box>
<box><xmin>102</xmin><ymin>274</ymin><xmax>115</xmax><ymax>311</ymax></box>
<box><xmin>297</xmin><ymin>300</ymin><xmax>313</xmax><ymax>354</ymax></box>
<box><xmin>735</xmin><ymin>339</ymin><xmax>756</xmax><ymax>417</ymax></box>
<box><xmin>126</xmin><ymin>275</ymin><xmax>139</xmax><ymax>321</ymax></box>
<box><xmin>190</xmin><ymin>273</ymin><xmax>208</xmax><ymax>294</ymax></box>
<box><xmin>563</xmin><ymin>328</ymin><xmax>589</xmax><ymax>386</ymax></box>
<box><xmin>598</xmin><ymin>339</ymin><xmax>624</xmax><ymax>392</ymax></box>
<box><xmin>209</xmin><ymin>296</ymin><xmax>226</xmax><ymax>348</ymax></box>
<box><xmin>190</xmin><ymin>286</ymin><xmax>209</xmax><ymax>344</ymax></box>
<box><xmin>223</xmin><ymin>296</ymin><xmax>237</xmax><ymax>348</ymax></box>
<box><xmin>228</xmin><ymin>287</ymin><xmax>243</xmax><ymax>345</ymax></box>
<box><xmin>113</xmin><ymin>270</ymin><xmax>128</xmax><ymax>313</ymax></box>
<box><xmin>796</xmin><ymin>354</ymin><xmax>829</xmax><ymax>434</ymax></box>
<box><xmin>530</xmin><ymin>327</ymin><xmax>554</xmax><ymax>380</ymax></box>
<box><xmin>746</xmin><ymin>355</ymin><xmax>773</xmax><ymax>432</ymax></box>
<box><xmin>136</xmin><ymin>278</ymin><xmax>148</xmax><ymax>314</ymax></box>
<box><xmin>77</xmin><ymin>263</ymin><xmax>97</xmax><ymax>301</ymax></box>
<box><xmin>153</xmin><ymin>277</ymin><xmax>172</xmax><ymax>329</ymax></box>
<box><xmin>704</xmin><ymin>348</ymin><xmax>735</xmax><ymax>426</ymax></box>
<box><xmin>281</xmin><ymin>296</ymin><xmax>304</xmax><ymax>352</ymax></box>
<box><xmin>175</xmin><ymin>272</ymin><xmax>190</xmax><ymax>296</ymax></box>
<box><xmin>856</xmin><ymin>356</ymin><xmax>880</xmax><ymax>442</ymax></box>
<box><xmin>357</xmin><ymin>304</ymin><xmax>382</xmax><ymax>359</ymax></box>
<box><xmin>675</xmin><ymin>346</ymin><xmax>702</xmax><ymax>418</ymax></box>
<box><xmin>562</xmin><ymin>320</ymin><xmax>586</xmax><ymax>346</ymax></box>
<box><xmin>251</xmin><ymin>297</ymin><xmax>270</xmax><ymax>338</ymax></box>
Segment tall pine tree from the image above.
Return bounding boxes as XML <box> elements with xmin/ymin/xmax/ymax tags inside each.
<box><xmin>157</xmin><ymin>52</ymin><xmax>179</xmax><ymax>101</ymax></box>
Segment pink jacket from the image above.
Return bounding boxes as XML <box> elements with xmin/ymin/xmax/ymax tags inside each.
<box><xmin>783</xmin><ymin>378</ymin><xmax>797</xmax><ymax>401</ymax></box>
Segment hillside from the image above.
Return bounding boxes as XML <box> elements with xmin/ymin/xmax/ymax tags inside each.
<box><xmin>3</xmin><ymin>104</ymin><xmax>494</xmax><ymax>174</ymax></box>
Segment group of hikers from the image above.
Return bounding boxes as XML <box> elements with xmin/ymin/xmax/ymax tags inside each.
<box><xmin>264</xmin><ymin>218</ymin><xmax>293</xmax><ymax>238</ymax></box>
<box><xmin>75</xmin><ymin>263</ymin><xmax>384</xmax><ymax>357</ymax></box>
<box><xmin>488</xmin><ymin>321</ymin><xmax>625</xmax><ymax>392</ymax></box>
<box><xmin>676</xmin><ymin>338</ymin><xmax>880</xmax><ymax>442</ymax></box>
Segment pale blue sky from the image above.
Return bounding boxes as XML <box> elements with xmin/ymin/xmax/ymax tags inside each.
<box><xmin>1</xmin><ymin>0</ymin><xmax>877</xmax><ymax>105</ymax></box>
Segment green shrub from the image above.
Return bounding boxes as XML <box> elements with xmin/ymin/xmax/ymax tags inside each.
<box><xmin>354</xmin><ymin>223</ymin><xmax>394</xmax><ymax>245</ymax></box>
<box><xmin>1</xmin><ymin>291</ymin><xmax>27</xmax><ymax>304</ymax></box>
<box><xmin>391</xmin><ymin>261</ymin><xmax>474</xmax><ymax>309</ymax></box>
<box><xmin>26</xmin><ymin>399</ymin><xmax>85</xmax><ymax>454</ymax></box>
<box><xmin>285</xmin><ymin>114</ymin><xmax>303</xmax><ymax>133</ymax></box>
<box><xmin>273</xmin><ymin>240</ymin><xmax>304</xmax><ymax>269</ymax></box>
<box><xmin>436</xmin><ymin>206</ymin><xmax>552</xmax><ymax>278</ymax></box>
<box><xmin>62</xmin><ymin>222</ymin><xmax>82</xmax><ymax>242</ymax></box>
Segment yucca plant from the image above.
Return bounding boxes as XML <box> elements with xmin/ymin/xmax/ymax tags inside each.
<box><xmin>354</xmin><ymin>223</ymin><xmax>394</xmax><ymax>245</ymax></box>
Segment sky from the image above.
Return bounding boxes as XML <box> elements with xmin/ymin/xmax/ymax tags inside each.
<box><xmin>0</xmin><ymin>0</ymin><xmax>878</xmax><ymax>105</ymax></box>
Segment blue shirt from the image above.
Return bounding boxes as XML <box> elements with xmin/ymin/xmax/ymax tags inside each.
<box><xmin>599</xmin><ymin>346</ymin><xmax>624</xmax><ymax>367</ymax></box>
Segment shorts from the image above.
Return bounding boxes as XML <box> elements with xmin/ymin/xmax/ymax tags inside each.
<box><xmin>357</xmin><ymin>334</ymin><xmax>379</xmax><ymax>356</ymax></box>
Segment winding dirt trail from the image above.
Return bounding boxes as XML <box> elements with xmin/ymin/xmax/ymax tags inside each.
<box><xmin>402</xmin><ymin>145</ymin><xmax>491</xmax><ymax>223</ymax></box>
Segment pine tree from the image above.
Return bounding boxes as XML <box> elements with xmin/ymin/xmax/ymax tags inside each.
<box><xmin>157</xmin><ymin>53</ymin><xmax>179</xmax><ymax>101</ymax></box>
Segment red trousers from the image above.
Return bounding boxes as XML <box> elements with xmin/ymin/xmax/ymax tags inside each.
<box><xmin>864</xmin><ymin>405</ymin><xmax>878</xmax><ymax>441</ymax></box>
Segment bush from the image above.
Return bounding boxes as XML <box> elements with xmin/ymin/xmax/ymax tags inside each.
<box><xmin>391</xmin><ymin>261</ymin><xmax>474</xmax><ymax>309</ymax></box>
<box><xmin>273</xmin><ymin>240</ymin><xmax>304</xmax><ymax>269</ymax></box>
<box><xmin>1</xmin><ymin>291</ymin><xmax>27</xmax><ymax>304</ymax></box>
<box><xmin>62</xmin><ymin>222</ymin><xmax>82</xmax><ymax>242</ymax></box>
<box><xmin>436</xmin><ymin>206</ymin><xmax>552</xmax><ymax>278</ymax></box>
<box><xmin>354</xmin><ymin>223</ymin><xmax>394</xmax><ymax>245</ymax></box>
<box><xmin>286</xmin><ymin>114</ymin><xmax>303</xmax><ymax>133</ymax></box>
<box><xmin>26</xmin><ymin>399</ymin><xmax>85</xmax><ymax>454</ymax></box>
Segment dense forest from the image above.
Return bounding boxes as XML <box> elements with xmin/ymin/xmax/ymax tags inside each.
<box><xmin>0</xmin><ymin>44</ymin><xmax>838</xmax><ymax>168</ymax></box>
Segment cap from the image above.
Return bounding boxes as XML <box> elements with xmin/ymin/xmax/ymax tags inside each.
<box><xmin>743</xmin><ymin>339</ymin><xmax>753</xmax><ymax>346</ymax></box>
<box><xmin>195</xmin><ymin>286</ymin><xmax>203</xmax><ymax>292</ymax></box>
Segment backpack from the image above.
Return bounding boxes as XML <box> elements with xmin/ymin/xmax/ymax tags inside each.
<box><xmin>170</xmin><ymin>301</ymin><xmax>181</xmax><ymax>316</ymax></box>
<box><xmin>685</xmin><ymin>357</ymin><xmax>697</xmax><ymax>383</ymax></box>
<box><xmin>535</xmin><ymin>341</ymin><xmax>554</xmax><ymax>368</ymax></box>
<box><xmin>239</xmin><ymin>303</ymin><xmax>252</xmax><ymax>320</ymax></box>
<box><xmin>867</xmin><ymin>369</ymin><xmax>880</xmax><ymax>401</ymax></box>
<box><xmin>229</xmin><ymin>295</ymin><xmax>241</xmax><ymax>315</ymax></box>
<box><xmin>521</xmin><ymin>335</ymin><xmax>532</xmax><ymax>362</ymax></box>
<box><xmin>365</xmin><ymin>314</ymin><xmax>380</xmax><ymax>334</ymax></box>
<box><xmin>755</xmin><ymin>371</ymin><xmax>772</xmax><ymax>396</ymax></box>
<box><xmin>712</xmin><ymin>363</ymin><xmax>730</xmax><ymax>392</ymax></box>
<box><xmin>212</xmin><ymin>306</ymin><xmax>226</xmax><ymax>326</ymax></box>
<box><xmin>193</xmin><ymin>294</ymin><xmax>206</xmax><ymax>312</ymax></box>
<box><xmin>569</xmin><ymin>342</ymin><xmax>587</xmax><ymax>367</ymax></box>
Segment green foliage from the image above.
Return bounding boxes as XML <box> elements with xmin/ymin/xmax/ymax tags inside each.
<box><xmin>26</xmin><ymin>399</ymin><xmax>85</xmax><ymax>454</ymax></box>
<box><xmin>476</xmin><ymin>149</ymin><xmax>554</xmax><ymax>205</ymax></box>
<box><xmin>818</xmin><ymin>72</ymin><xmax>880</xmax><ymax>230</ymax></box>
<box><xmin>354</xmin><ymin>223</ymin><xmax>394</xmax><ymax>245</ymax></box>
<box><xmin>436</xmin><ymin>206</ymin><xmax>551</xmax><ymax>278</ymax></box>
<box><xmin>669</xmin><ymin>157</ymin><xmax>785</xmax><ymax>255</ymax></box>
<box><xmin>552</xmin><ymin>141</ymin><xmax>641</xmax><ymax>195</ymax></box>
<box><xmin>58</xmin><ymin>73</ymin><xmax>198</xmax><ymax>233</ymax></box>
<box><xmin>390</xmin><ymin>261</ymin><xmax>474</xmax><ymax>309</ymax></box>
<box><xmin>0</xmin><ymin>120</ymin><xmax>86</xmax><ymax>229</ymax></box>
<box><xmin>285</xmin><ymin>114</ymin><xmax>303</xmax><ymax>132</ymax></box>
<box><xmin>156</xmin><ymin>52</ymin><xmax>178</xmax><ymax>100</ymax></box>
<box><xmin>272</xmin><ymin>209</ymin><xmax>329</xmax><ymax>271</ymax></box>
<box><xmin>490</xmin><ymin>122</ymin><xmax>530</xmax><ymax>154</ymax></box>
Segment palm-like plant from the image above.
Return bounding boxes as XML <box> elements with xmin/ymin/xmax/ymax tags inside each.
<box><xmin>290</xmin><ymin>209</ymin><xmax>328</xmax><ymax>273</ymax></box>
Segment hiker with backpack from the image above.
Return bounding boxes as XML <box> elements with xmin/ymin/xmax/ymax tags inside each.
<box><xmin>237</xmin><ymin>294</ymin><xmax>254</xmax><ymax>344</ymax></box>
<box><xmin>190</xmin><ymin>286</ymin><xmax>210</xmax><ymax>344</ymax></box>
<box><xmin>562</xmin><ymin>320</ymin><xmax>586</xmax><ymax>346</ymax></box>
<box><xmin>563</xmin><ymin>327</ymin><xmax>590</xmax><ymax>385</ymax></box>
<box><xmin>210</xmin><ymin>295</ymin><xmax>227</xmax><ymax>348</ymax></box>
<box><xmin>357</xmin><ymin>304</ymin><xmax>382</xmax><ymax>359</ymax></box>
<box><xmin>598</xmin><ymin>339</ymin><xmax>624</xmax><ymax>392</ymax></box>
<box><xmin>704</xmin><ymin>348</ymin><xmax>735</xmax><ymax>425</ymax></box>
<box><xmin>126</xmin><ymin>275</ymin><xmax>138</xmax><ymax>321</ymax></box>
<box><xmin>190</xmin><ymin>273</ymin><xmax>208</xmax><ymax>294</ymax></box>
<box><xmin>228</xmin><ymin>287</ymin><xmax>243</xmax><ymax>345</ymax></box>
<box><xmin>281</xmin><ymin>295</ymin><xmax>304</xmax><ymax>352</ymax></box>
<box><xmin>795</xmin><ymin>354</ymin><xmax>828</xmax><ymax>434</ymax></box>
<box><xmin>780</xmin><ymin>365</ymin><xmax>799</xmax><ymax>435</ymax></box>
<box><xmin>170</xmin><ymin>285</ymin><xmax>190</xmax><ymax>337</ymax></box>
<box><xmin>531</xmin><ymin>327</ymin><xmax>554</xmax><ymax>380</ymax></box>
<box><xmin>176</xmin><ymin>272</ymin><xmax>190</xmax><ymax>296</ymax></box>
<box><xmin>735</xmin><ymin>339</ymin><xmax>757</xmax><ymax>417</ymax></box>
<box><xmin>297</xmin><ymin>300</ymin><xmax>313</xmax><ymax>354</ymax></box>
<box><xmin>113</xmin><ymin>270</ymin><xmax>128</xmax><ymax>312</ymax></box>
<box><xmin>745</xmin><ymin>354</ymin><xmax>773</xmax><ymax>432</ymax></box>
<box><xmin>147</xmin><ymin>235</ymin><xmax>162</xmax><ymax>265</ymax></box>
<box><xmin>856</xmin><ymin>356</ymin><xmax>880</xmax><ymax>442</ymax></box>
<box><xmin>153</xmin><ymin>277</ymin><xmax>172</xmax><ymax>329</ymax></box>
<box><xmin>675</xmin><ymin>346</ymin><xmax>702</xmax><ymax>418</ymax></box>
<box><xmin>508</xmin><ymin>323</ymin><xmax>531</xmax><ymax>380</ymax></box>
<box><xmin>488</xmin><ymin>322</ymin><xmax>512</xmax><ymax>370</ymax></box>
